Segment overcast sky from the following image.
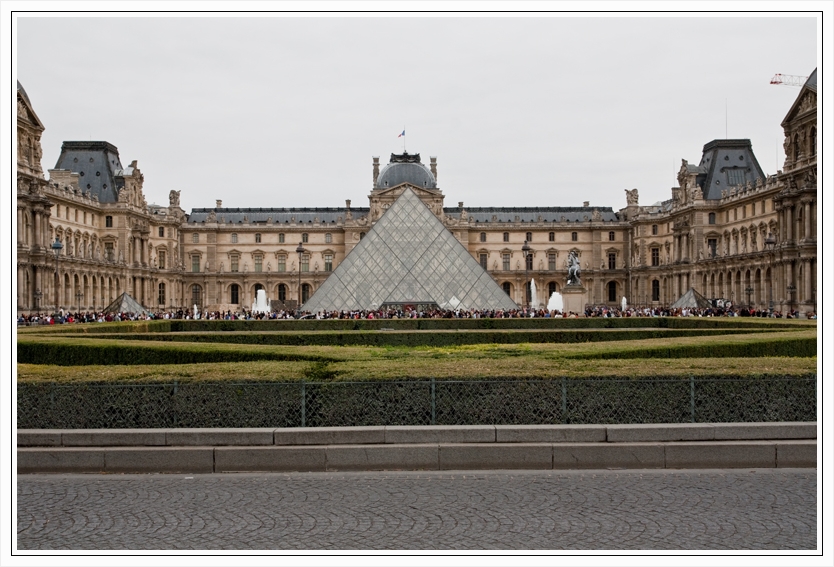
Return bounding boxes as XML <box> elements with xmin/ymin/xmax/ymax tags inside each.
<box><xmin>15</xmin><ymin>14</ymin><xmax>818</xmax><ymax>213</ymax></box>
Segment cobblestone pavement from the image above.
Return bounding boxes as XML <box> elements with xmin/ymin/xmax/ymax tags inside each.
<box><xmin>17</xmin><ymin>469</ymin><xmax>816</xmax><ymax>550</ymax></box>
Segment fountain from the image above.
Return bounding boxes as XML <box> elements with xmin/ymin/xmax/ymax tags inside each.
<box><xmin>621</xmin><ymin>296</ymin><xmax>628</xmax><ymax>311</ymax></box>
<box><xmin>252</xmin><ymin>289</ymin><xmax>270</xmax><ymax>314</ymax></box>
<box><xmin>547</xmin><ymin>291</ymin><xmax>563</xmax><ymax>314</ymax></box>
<box><xmin>192</xmin><ymin>304</ymin><xmax>199</xmax><ymax>319</ymax></box>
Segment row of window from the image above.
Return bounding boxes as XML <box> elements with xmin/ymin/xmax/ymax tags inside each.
<box><xmin>57</xmin><ymin>206</ymin><xmax>96</xmax><ymax>227</ymax></box>
<box><xmin>190</xmin><ymin>254</ymin><xmax>334</xmax><ymax>273</ymax></box>
<box><xmin>482</xmin><ymin>231</ymin><xmax>617</xmax><ymax>243</ymax></box>
<box><xmin>190</xmin><ymin>232</ymin><xmax>333</xmax><ymax>244</ymax></box>
<box><xmin>479</xmin><ymin>252</ymin><xmax>619</xmax><ymax>271</ymax></box>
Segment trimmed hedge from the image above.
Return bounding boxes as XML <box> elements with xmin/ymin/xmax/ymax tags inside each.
<box><xmin>16</xmin><ymin>339</ymin><xmax>334</xmax><ymax>366</ymax></box>
<box><xmin>83</xmin><ymin>328</ymin><xmax>776</xmax><ymax>347</ymax></box>
<box><xmin>19</xmin><ymin>316</ymin><xmax>811</xmax><ymax>335</ymax></box>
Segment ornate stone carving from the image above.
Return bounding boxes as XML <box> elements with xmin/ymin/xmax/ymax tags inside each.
<box><xmin>625</xmin><ymin>188</ymin><xmax>639</xmax><ymax>205</ymax></box>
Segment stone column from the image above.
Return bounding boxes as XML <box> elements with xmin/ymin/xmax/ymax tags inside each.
<box><xmin>785</xmin><ymin>205</ymin><xmax>793</xmax><ymax>242</ymax></box>
<box><xmin>804</xmin><ymin>201</ymin><xmax>812</xmax><ymax>241</ymax></box>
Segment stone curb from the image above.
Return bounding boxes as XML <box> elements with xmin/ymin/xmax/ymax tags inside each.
<box><xmin>17</xmin><ymin>440</ymin><xmax>817</xmax><ymax>474</ymax></box>
<box><xmin>17</xmin><ymin>422</ymin><xmax>816</xmax><ymax>448</ymax></box>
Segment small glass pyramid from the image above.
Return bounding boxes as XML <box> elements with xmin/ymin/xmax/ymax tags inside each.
<box><xmin>303</xmin><ymin>188</ymin><xmax>519</xmax><ymax>312</ymax></box>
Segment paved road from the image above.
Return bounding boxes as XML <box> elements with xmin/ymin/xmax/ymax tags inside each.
<box><xmin>17</xmin><ymin>469</ymin><xmax>816</xmax><ymax>550</ymax></box>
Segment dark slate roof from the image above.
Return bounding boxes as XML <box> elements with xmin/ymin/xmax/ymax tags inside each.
<box><xmin>53</xmin><ymin>142</ymin><xmax>125</xmax><ymax>203</ymax></box>
<box><xmin>186</xmin><ymin>208</ymin><xmax>368</xmax><ymax>224</ymax></box>
<box><xmin>17</xmin><ymin>80</ymin><xmax>32</xmax><ymax>106</ymax></box>
<box><xmin>695</xmin><ymin>139</ymin><xmax>766</xmax><ymax>201</ymax></box>
<box><xmin>376</xmin><ymin>152</ymin><xmax>437</xmax><ymax>189</ymax></box>
<box><xmin>805</xmin><ymin>68</ymin><xmax>817</xmax><ymax>92</ymax></box>
<box><xmin>455</xmin><ymin>207</ymin><xmax>620</xmax><ymax>223</ymax></box>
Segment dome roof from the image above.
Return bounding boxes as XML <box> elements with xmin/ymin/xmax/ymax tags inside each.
<box><xmin>375</xmin><ymin>152</ymin><xmax>436</xmax><ymax>189</ymax></box>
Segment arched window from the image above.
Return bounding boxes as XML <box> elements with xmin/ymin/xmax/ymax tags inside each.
<box><xmin>480</xmin><ymin>232</ymin><xmax>486</xmax><ymax>243</ymax></box>
<box><xmin>608</xmin><ymin>281</ymin><xmax>617</xmax><ymax>302</ymax></box>
<box><xmin>359</xmin><ymin>232</ymin><xmax>366</xmax><ymax>240</ymax></box>
<box><xmin>230</xmin><ymin>284</ymin><xmax>240</xmax><ymax>304</ymax></box>
<box><xmin>231</xmin><ymin>233</ymin><xmax>238</xmax><ymax>244</ymax></box>
<box><xmin>278</xmin><ymin>284</ymin><xmax>287</xmax><ymax>302</ymax></box>
<box><xmin>652</xmin><ymin>280</ymin><xmax>660</xmax><ymax>302</ymax></box>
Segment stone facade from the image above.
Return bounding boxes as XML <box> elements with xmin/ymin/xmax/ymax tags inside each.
<box><xmin>15</xmin><ymin>72</ymin><xmax>817</xmax><ymax>315</ymax></box>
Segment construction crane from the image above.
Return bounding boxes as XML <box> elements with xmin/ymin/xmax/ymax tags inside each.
<box><xmin>770</xmin><ymin>74</ymin><xmax>809</xmax><ymax>87</ymax></box>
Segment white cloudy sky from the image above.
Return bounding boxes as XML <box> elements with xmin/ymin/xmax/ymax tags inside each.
<box><xmin>14</xmin><ymin>13</ymin><xmax>819</xmax><ymax>213</ymax></box>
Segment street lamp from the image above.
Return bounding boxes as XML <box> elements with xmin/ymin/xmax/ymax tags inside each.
<box><xmin>787</xmin><ymin>283</ymin><xmax>796</xmax><ymax>315</ymax></box>
<box><xmin>764</xmin><ymin>232</ymin><xmax>776</xmax><ymax>316</ymax></box>
<box><xmin>296</xmin><ymin>242</ymin><xmax>306</xmax><ymax>315</ymax></box>
<box><xmin>745</xmin><ymin>286</ymin><xmax>754</xmax><ymax>309</ymax></box>
<box><xmin>51</xmin><ymin>237</ymin><xmax>63</xmax><ymax>311</ymax></box>
<box><xmin>521</xmin><ymin>240</ymin><xmax>531</xmax><ymax>310</ymax></box>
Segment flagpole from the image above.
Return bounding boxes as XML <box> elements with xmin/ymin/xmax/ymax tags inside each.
<box><xmin>403</xmin><ymin>126</ymin><xmax>406</xmax><ymax>153</ymax></box>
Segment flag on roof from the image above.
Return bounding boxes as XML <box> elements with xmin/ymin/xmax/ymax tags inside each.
<box><xmin>398</xmin><ymin>130</ymin><xmax>405</xmax><ymax>138</ymax></box>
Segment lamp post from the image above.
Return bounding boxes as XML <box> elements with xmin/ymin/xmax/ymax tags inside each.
<box><xmin>521</xmin><ymin>240</ymin><xmax>531</xmax><ymax>310</ymax></box>
<box><xmin>33</xmin><ymin>288</ymin><xmax>42</xmax><ymax>313</ymax></box>
<box><xmin>764</xmin><ymin>232</ymin><xmax>776</xmax><ymax>316</ymax></box>
<box><xmin>51</xmin><ymin>237</ymin><xmax>63</xmax><ymax>312</ymax></box>
<box><xmin>296</xmin><ymin>242</ymin><xmax>306</xmax><ymax>315</ymax></box>
<box><xmin>745</xmin><ymin>286</ymin><xmax>754</xmax><ymax>309</ymax></box>
<box><xmin>787</xmin><ymin>283</ymin><xmax>796</xmax><ymax>315</ymax></box>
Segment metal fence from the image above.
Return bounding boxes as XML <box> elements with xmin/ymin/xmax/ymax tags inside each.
<box><xmin>17</xmin><ymin>376</ymin><xmax>816</xmax><ymax>429</ymax></box>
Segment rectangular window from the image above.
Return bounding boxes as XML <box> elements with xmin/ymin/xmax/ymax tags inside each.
<box><xmin>105</xmin><ymin>242</ymin><xmax>114</xmax><ymax>262</ymax></box>
<box><xmin>608</xmin><ymin>253</ymin><xmax>616</xmax><ymax>270</ymax></box>
<box><xmin>727</xmin><ymin>169</ymin><xmax>746</xmax><ymax>186</ymax></box>
<box><xmin>254</xmin><ymin>255</ymin><xmax>263</xmax><ymax>272</ymax></box>
<box><xmin>302</xmin><ymin>233</ymin><xmax>309</xmax><ymax>244</ymax></box>
<box><xmin>301</xmin><ymin>254</ymin><xmax>310</xmax><ymax>272</ymax></box>
<box><xmin>571</xmin><ymin>232</ymin><xmax>578</xmax><ymax>242</ymax></box>
<box><xmin>158</xmin><ymin>227</ymin><xmax>164</xmax><ymax>237</ymax></box>
<box><xmin>325</xmin><ymin>233</ymin><xmax>332</xmax><ymax>244</ymax></box>
<box><xmin>751</xmin><ymin>202</ymin><xmax>756</xmax><ymax>215</ymax></box>
<box><xmin>324</xmin><ymin>254</ymin><xmax>333</xmax><ymax>272</ymax></box>
<box><xmin>609</xmin><ymin>231</ymin><xmax>615</xmax><ymax>241</ymax></box>
<box><xmin>548</xmin><ymin>253</ymin><xmax>556</xmax><ymax>271</ymax></box>
<box><xmin>525</xmin><ymin>232</ymin><xmax>532</xmax><ymax>242</ymax></box>
<box><xmin>278</xmin><ymin>255</ymin><xmax>286</xmax><ymax>272</ymax></box>
<box><xmin>652</xmin><ymin>225</ymin><xmax>658</xmax><ymax>235</ymax></box>
<box><xmin>279</xmin><ymin>233</ymin><xmax>285</xmax><ymax>243</ymax></box>
<box><xmin>651</xmin><ymin>248</ymin><xmax>660</xmax><ymax>267</ymax></box>
<box><xmin>548</xmin><ymin>232</ymin><xmax>555</xmax><ymax>242</ymax></box>
<box><xmin>158</xmin><ymin>251</ymin><xmax>166</xmax><ymax>269</ymax></box>
<box><xmin>255</xmin><ymin>233</ymin><xmax>262</xmax><ymax>243</ymax></box>
<box><xmin>191</xmin><ymin>255</ymin><xmax>200</xmax><ymax>273</ymax></box>
<box><xmin>105</xmin><ymin>216</ymin><xmax>113</xmax><ymax>228</ymax></box>
<box><xmin>192</xmin><ymin>233</ymin><xmax>199</xmax><ymax>243</ymax></box>
<box><xmin>503</xmin><ymin>232</ymin><xmax>509</xmax><ymax>242</ymax></box>
<box><xmin>231</xmin><ymin>256</ymin><xmax>239</xmax><ymax>272</ymax></box>
<box><xmin>158</xmin><ymin>283</ymin><xmax>166</xmax><ymax>306</ymax></box>
<box><xmin>502</xmin><ymin>253</ymin><xmax>510</xmax><ymax>271</ymax></box>
<box><xmin>479</xmin><ymin>253</ymin><xmax>487</xmax><ymax>269</ymax></box>
<box><xmin>709</xmin><ymin>212</ymin><xmax>716</xmax><ymax>224</ymax></box>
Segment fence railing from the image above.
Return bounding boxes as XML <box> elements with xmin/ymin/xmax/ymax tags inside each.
<box><xmin>17</xmin><ymin>376</ymin><xmax>816</xmax><ymax>429</ymax></box>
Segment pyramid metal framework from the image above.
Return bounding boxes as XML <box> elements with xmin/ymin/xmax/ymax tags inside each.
<box><xmin>103</xmin><ymin>292</ymin><xmax>151</xmax><ymax>315</ymax></box>
<box><xmin>303</xmin><ymin>188</ymin><xmax>519</xmax><ymax>313</ymax></box>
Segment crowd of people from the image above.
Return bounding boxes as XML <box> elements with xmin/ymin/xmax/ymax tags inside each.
<box><xmin>16</xmin><ymin>304</ymin><xmax>816</xmax><ymax>326</ymax></box>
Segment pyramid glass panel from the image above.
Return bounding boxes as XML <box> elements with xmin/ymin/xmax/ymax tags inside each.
<box><xmin>303</xmin><ymin>188</ymin><xmax>518</xmax><ymax>313</ymax></box>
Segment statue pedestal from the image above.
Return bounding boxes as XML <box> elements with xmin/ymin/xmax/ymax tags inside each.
<box><xmin>561</xmin><ymin>284</ymin><xmax>587</xmax><ymax>315</ymax></box>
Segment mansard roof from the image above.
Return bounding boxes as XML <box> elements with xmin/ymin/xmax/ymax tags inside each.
<box><xmin>695</xmin><ymin>139</ymin><xmax>766</xmax><ymax>201</ymax></box>
<box><xmin>186</xmin><ymin>207</ymin><xmax>367</xmax><ymax>225</ymax></box>
<box><xmin>53</xmin><ymin>141</ymin><xmax>125</xmax><ymax>203</ymax></box>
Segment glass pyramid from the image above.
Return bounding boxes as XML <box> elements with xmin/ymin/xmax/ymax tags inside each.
<box><xmin>303</xmin><ymin>188</ymin><xmax>519</xmax><ymax>313</ymax></box>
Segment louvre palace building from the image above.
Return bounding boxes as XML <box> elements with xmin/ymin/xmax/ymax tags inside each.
<box><xmin>16</xmin><ymin>71</ymin><xmax>817</xmax><ymax>316</ymax></box>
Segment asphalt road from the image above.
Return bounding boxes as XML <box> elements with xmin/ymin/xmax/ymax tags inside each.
<box><xmin>16</xmin><ymin>469</ymin><xmax>816</xmax><ymax>550</ymax></box>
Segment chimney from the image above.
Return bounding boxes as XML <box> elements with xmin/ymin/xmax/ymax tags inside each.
<box><xmin>430</xmin><ymin>156</ymin><xmax>437</xmax><ymax>181</ymax></box>
<box><xmin>345</xmin><ymin>199</ymin><xmax>351</xmax><ymax>209</ymax></box>
<box><xmin>216</xmin><ymin>200</ymin><xmax>222</xmax><ymax>208</ymax></box>
<box><xmin>583</xmin><ymin>201</ymin><xmax>589</xmax><ymax>207</ymax></box>
<box><xmin>372</xmin><ymin>157</ymin><xmax>380</xmax><ymax>185</ymax></box>
<box><xmin>458</xmin><ymin>202</ymin><xmax>464</xmax><ymax>208</ymax></box>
